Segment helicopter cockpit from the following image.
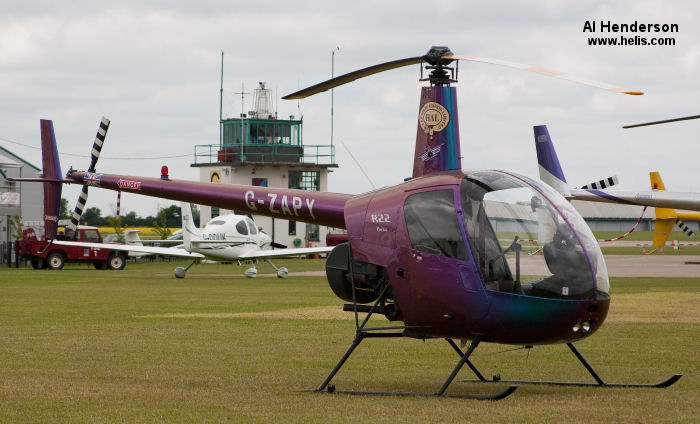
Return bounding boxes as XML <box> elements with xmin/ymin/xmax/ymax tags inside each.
<box><xmin>461</xmin><ymin>171</ymin><xmax>609</xmax><ymax>300</ymax></box>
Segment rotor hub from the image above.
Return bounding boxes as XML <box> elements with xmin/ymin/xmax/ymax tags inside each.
<box><xmin>421</xmin><ymin>46</ymin><xmax>457</xmax><ymax>86</ymax></box>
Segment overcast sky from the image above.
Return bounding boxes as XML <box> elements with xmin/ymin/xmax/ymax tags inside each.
<box><xmin>1</xmin><ymin>1</ymin><xmax>698</xmax><ymax>217</ymax></box>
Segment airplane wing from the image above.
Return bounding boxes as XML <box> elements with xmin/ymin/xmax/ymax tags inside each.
<box><xmin>51</xmin><ymin>240</ymin><xmax>204</xmax><ymax>258</ymax></box>
<box><xmin>190</xmin><ymin>240</ymin><xmax>256</xmax><ymax>246</ymax></box>
<box><xmin>135</xmin><ymin>240</ymin><xmax>184</xmax><ymax>246</ymax></box>
<box><xmin>567</xmin><ymin>189</ymin><xmax>700</xmax><ymax>212</ymax></box>
<box><xmin>237</xmin><ymin>246</ymin><xmax>334</xmax><ymax>260</ymax></box>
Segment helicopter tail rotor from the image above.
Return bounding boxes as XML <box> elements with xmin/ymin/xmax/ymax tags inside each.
<box><xmin>67</xmin><ymin>117</ymin><xmax>110</xmax><ymax>231</ymax></box>
<box><xmin>580</xmin><ymin>175</ymin><xmax>619</xmax><ymax>190</ymax></box>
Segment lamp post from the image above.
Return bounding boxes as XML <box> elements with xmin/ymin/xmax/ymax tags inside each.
<box><xmin>331</xmin><ymin>46</ymin><xmax>340</xmax><ymax>152</ymax></box>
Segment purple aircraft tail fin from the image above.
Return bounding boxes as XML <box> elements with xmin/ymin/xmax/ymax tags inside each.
<box><xmin>412</xmin><ymin>86</ymin><xmax>461</xmax><ymax>177</ymax></box>
<box><xmin>533</xmin><ymin>125</ymin><xmax>570</xmax><ymax>197</ymax></box>
<box><xmin>39</xmin><ymin>119</ymin><xmax>63</xmax><ymax>239</ymax></box>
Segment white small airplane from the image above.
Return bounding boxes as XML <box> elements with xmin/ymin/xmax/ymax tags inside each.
<box><xmin>53</xmin><ymin>202</ymin><xmax>333</xmax><ymax>278</ymax></box>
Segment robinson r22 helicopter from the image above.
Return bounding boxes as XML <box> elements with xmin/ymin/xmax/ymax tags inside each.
<box><xmin>15</xmin><ymin>46</ymin><xmax>681</xmax><ymax>400</ymax></box>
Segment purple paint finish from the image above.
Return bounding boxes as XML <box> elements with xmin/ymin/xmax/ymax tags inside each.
<box><xmin>412</xmin><ymin>86</ymin><xmax>461</xmax><ymax>177</ymax></box>
<box><xmin>534</xmin><ymin>125</ymin><xmax>567</xmax><ymax>183</ymax></box>
<box><xmin>67</xmin><ymin>171</ymin><xmax>351</xmax><ymax>228</ymax></box>
<box><xmin>586</xmin><ymin>189</ymin><xmax>641</xmax><ymax>206</ymax></box>
<box><xmin>342</xmin><ymin>170</ymin><xmax>610</xmax><ymax>344</ymax></box>
<box><xmin>40</xmin><ymin>120</ymin><xmax>62</xmax><ymax>239</ymax></box>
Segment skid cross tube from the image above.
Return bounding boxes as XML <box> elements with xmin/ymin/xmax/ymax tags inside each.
<box><xmin>459</xmin><ymin>342</ymin><xmax>682</xmax><ymax>388</ymax></box>
<box><xmin>447</xmin><ymin>338</ymin><xmax>486</xmax><ymax>382</ymax></box>
<box><xmin>436</xmin><ymin>336</ymin><xmax>482</xmax><ymax>395</ymax></box>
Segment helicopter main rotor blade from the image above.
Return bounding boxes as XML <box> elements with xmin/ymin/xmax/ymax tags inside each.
<box><xmin>444</xmin><ymin>55</ymin><xmax>643</xmax><ymax>95</ymax></box>
<box><xmin>283</xmin><ymin>56</ymin><xmax>422</xmax><ymax>100</ymax></box>
<box><xmin>623</xmin><ymin>114</ymin><xmax>700</xmax><ymax>128</ymax></box>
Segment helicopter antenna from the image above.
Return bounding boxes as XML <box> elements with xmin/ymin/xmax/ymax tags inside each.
<box><xmin>339</xmin><ymin>139</ymin><xmax>376</xmax><ymax>190</ymax></box>
<box><xmin>234</xmin><ymin>83</ymin><xmax>249</xmax><ymax>117</ymax></box>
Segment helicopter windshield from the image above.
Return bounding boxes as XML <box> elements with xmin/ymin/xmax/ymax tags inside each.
<box><xmin>461</xmin><ymin>171</ymin><xmax>609</xmax><ymax>300</ymax></box>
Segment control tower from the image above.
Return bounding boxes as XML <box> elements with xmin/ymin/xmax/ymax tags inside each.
<box><xmin>192</xmin><ymin>82</ymin><xmax>337</xmax><ymax>248</ymax></box>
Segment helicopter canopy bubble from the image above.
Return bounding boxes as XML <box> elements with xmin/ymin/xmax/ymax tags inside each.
<box><xmin>461</xmin><ymin>171</ymin><xmax>609</xmax><ymax>299</ymax></box>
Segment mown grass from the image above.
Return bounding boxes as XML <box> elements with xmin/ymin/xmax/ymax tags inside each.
<box><xmin>0</xmin><ymin>260</ymin><xmax>697</xmax><ymax>423</ymax></box>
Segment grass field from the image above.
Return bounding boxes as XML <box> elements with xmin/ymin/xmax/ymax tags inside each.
<box><xmin>0</xmin><ymin>259</ymin><xmax>698</xmax><ymax>423</ymax></box>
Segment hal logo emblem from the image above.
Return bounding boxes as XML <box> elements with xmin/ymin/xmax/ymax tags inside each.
<box><xmin>419</xmin><ymin>102</ymin><xmax>450</xmax><ymax>139</ymax></box>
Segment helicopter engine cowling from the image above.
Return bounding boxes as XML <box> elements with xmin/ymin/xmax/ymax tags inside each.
<box><xmin>325</xmin><ymin>242</ymin><xmax>382</xmax><ymax>304</ymax></box>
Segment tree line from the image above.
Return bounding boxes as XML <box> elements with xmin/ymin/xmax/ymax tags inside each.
<box><xmin>59</xmin><ymin>199</ymin><xmax>200</xmax><ymax>228</ymax></box>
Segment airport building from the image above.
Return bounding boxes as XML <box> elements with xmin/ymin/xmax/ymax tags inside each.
<box><xmin>0</xmin><ymin>146</ymin><xmax>42</xmax><ymax>256</ymax></box>
<box><xmin>192</xmin><ymin>82</ymin><xmax>337</xmax><ymax>248</ymax></box>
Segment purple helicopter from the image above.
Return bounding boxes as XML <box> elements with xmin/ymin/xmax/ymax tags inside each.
<box><xmin>16</xmin><ymin>47</ymin><xmax>680</xmax><ymax>400</ymax></box>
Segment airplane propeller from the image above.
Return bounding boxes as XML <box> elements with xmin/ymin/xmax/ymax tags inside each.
<box><xmin>67</xmin><ymin>117</ymin><xmax>110</xmax><ymax>231</ymax></box>
<box><xmin>283</xmin><ymin>46</ymin><xmax>643</xmax><ymax>100</ymax></box>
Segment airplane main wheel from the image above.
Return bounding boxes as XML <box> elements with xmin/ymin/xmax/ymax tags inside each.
<box><xmin>47</xmin><ymin>252</ymin><xmax>65</xmax><ymax>270</ymax></box>
<box><xmin>244</xmin><ymin>268</ymin><xmax>258</xmax><ymax>278</ymax></box>
<box><xmin>107</xmin><ymin>253</ymin><xmax>126</xmax><ymax>270</ymax></box>
<box><xmin>276</xmin><ymin>267</ymin><xmax>289</xmax><ymax>279</ymax></box>
<box><xmin>174</xmin><ymin>267</ymin><xmax>186</xmax><ymax>279</ymax></box>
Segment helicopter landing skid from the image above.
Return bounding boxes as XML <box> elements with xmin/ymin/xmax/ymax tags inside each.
<box><xmin>457</xmin><ymin>342</ymin><xmax>682</xmax><ymax>389</ymax></box>
<box><xmin>314</xmin><ymin>332</ymin><xmax>517</xmax><ymax>401</ymax></box>
<box><xmin>313</xmin><ymin>243</ymin><xmax>517</xmax><ymax>400</ymax></box>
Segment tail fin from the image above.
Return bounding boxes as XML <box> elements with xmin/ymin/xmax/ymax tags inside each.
<box><xmin>181</xmin><ymin>202</ymin><xmax>200</xmax><ymax>251</ymax></box>
<box><xmin>649</xmin><ymin>171</ymin><xmax>677</xmax><ymax>248</ymax></box>
<box><xmin>533</xmin><ymin>125</ymin><xmax>570</xmax><ymax>197</ymax></box>
<box><xmin>650</xmin><ymin>171</ymin><xmax>699</xmax><ymax>246</ymax></box>
<box><xmin>40</xmin><ymin>120</ymin><xmax>63</xmax><ymax>239</ymax></box>
<box><xmin>652</xmin><ymin>219</ymin><xmax>676</xmax><ymax>248</ymax></box>
<box><xmin>649</xmin><ymin>171</ymin><xmax>666</xmax><ymax>191</ymax></box>
<box><xmin>124</xmin><ymin>230</ymin><xmax>144</xmax><ymax>246</ymax></box>
<box><xmin>412</xmin><ymin>86</ymin><xmax>461</xmax><ymax>178</ymax></box>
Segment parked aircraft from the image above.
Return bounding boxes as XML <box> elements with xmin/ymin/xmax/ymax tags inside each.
<box><xmin>647</xmin><ymin>172</ymin><xmax>698</xmax><ymax>250</ymax></box>
<box><xmin>53</xmin><ymin>202</ymin><xmax>332</xmax><ymax>278</ymax></box>
<box><xmin>534</xmin><ymin>125</ymin><xmax>700</xmax><ymax>212</ymax></box>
